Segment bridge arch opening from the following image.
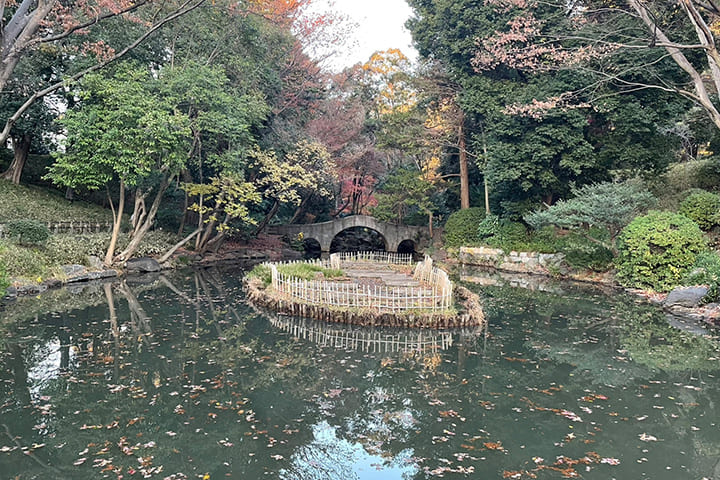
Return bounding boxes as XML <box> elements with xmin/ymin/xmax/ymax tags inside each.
<box><xmin>330</xmin><ymin>226</ymin><xmax>387</xmax><ymax>253</ymax></box>
<box><xmin>302</xmin><ymin>237</ymin><xmax>322</xmax><ymax>259</ymax></box>
<box><xmin>397</xmin><ymin>239</ymin><xmax>416</xmax><ymax>256</ymax></box>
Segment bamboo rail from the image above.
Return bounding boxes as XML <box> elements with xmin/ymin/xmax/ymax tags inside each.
<box><xmin>0</xmin><ymin>221</ymin><xmax>113</xmax><ymax>237</ymax></box>
<box><xmin>267</xmin><ymin>253</ymin><xmax>452</xmax><ymax>312</ymax></box>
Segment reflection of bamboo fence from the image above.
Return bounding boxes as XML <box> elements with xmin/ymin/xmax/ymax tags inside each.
<box><xmin>267</xmin><ymin>253</ymin><xmax>452</xmax><ymax>312</ymax></box>
<box><xmin>269</xmin><ymin>315</ymin><xmax>454</xmax><ymax>353</ymax></box>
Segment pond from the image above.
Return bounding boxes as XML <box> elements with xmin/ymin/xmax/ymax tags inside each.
<box><xmin>1</xmin><ymin>266</ymin><xmax>720</xmax><ymax>479</ymax></box>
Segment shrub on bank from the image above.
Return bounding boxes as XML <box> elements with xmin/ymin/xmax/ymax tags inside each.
<box><xmin>679</xmin><ymin>190</ymin><xmax>720</xmax><ymax>230</ymax></box>
<box><xmin>0</xmin><ymin>241</ymin><xmax>47</xmax><ymax>278</ymax></box>
<box><xmin>444</xmin><ymin>207</ymin><xmax>485</xmax><ymax>247</ymax></box>
<box><xmin>616</xmin><ymin>211</ymin><xmax>706</xmax><ymax>291</ymax></box>
<box><xmin>683</xmin><ymin>251</ymin><xmax>720</xmax><ymax>303</ymax></box>
<box><xmin>555</xmin><ymin>229</ymin><xmax>615</xmax><ymax>271</ymax></box>
<box><xmin>5</xmin><ymin>219</ymin><xmax>50</xmax><ymax>246</ymax></box>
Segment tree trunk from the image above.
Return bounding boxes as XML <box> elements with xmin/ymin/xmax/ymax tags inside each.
<box><xmin>481</xmin><ymin>125</ymin><xmax>491</xmax><ymax>214</ymax></box>
<box><xmin>105</xmin><ymin>178</ymin><xmax>126</xmax><ymax>267</ymax></box>
<box><xmin>289</xmin><ymin>195</ymin><xmax>312</xmax><ymax>224</ymax></box>
<box><xmin>253</xmin><ymin>200</ymin><xmax>280</xmax><ymax>236</ymax></box>
<box><xmin>458</xmin><ymin>114</ymin><xmax>470</xmax><ymax>209</ymax></box>
<box><xmin>1</xmin><ymin>133</ymin><xmax>30</xmax><ymax>184</ymax></box>
<box><xmin>130</xmin><ymin>189</ymin><xmax>148</xmax><ymax>237</ymax></box>
<box><xmin>116</xmin><ymin>173</ymin><xmax>171</xmax><ymax>262</ymax></box>
<box><xmin>158</xmin><ymin>228</ymin><xmax>201</xmax><ymax>264</ymax></box>
<box><xmin>177</xmin><ymin>169</ymin><xmax>193</xmax><ymax>235</ymax></box>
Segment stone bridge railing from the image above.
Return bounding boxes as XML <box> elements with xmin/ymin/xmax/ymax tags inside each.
<box><xmin>268</xmin><ymin>215</ymin><xmax>430</xmax><ymax>252</ymax></box>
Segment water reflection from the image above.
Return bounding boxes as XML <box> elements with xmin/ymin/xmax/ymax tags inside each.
<box><xmin>1</xmin><ymin>267</ymin><xmax>720</xmax><ymax>479</ymax></box>
<box><xmin>269</xmin><ymin>315</ymin><xmax>484</xmax><ymax>354</ymax></box>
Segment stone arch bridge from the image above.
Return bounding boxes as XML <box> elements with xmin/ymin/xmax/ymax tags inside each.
<box><xmin>268</xmin><ymin>215</ymin><xmax>431</xmax><ymax>252</ymax></box>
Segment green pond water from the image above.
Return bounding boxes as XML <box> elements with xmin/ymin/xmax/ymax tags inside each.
<box><xmin>1</xmin><ymin>266</ymin><xmax>720</xmax><ymax>479</ymax></box>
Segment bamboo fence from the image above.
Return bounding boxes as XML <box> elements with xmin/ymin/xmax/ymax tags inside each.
<box><xmin>0</xmin><ymin>221</ymin><xmax>113</xmax><ymax>237</ymax></box>
<box><xmin>329</xmin><ymin>251</ymin><xmax>413</xmax><ymax>268</ymax></box>
<box><xmin>268</xmin><ymin>253</ymin><xmax>452</xmax><ymax>312</ymax></box>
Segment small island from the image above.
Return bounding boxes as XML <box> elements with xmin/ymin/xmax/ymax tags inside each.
<box><xmin>244</xmin><ymin>252</ymin><xmax>484</xmax><ymax>329</ymax></box>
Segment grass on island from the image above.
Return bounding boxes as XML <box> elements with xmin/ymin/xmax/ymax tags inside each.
<box><xmin>246</xmin><ymin>263</ymin><xmax>344</xmax><ymax>287</ymax></box>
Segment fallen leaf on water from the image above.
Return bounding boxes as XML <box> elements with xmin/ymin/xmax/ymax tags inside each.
<box><xmin>484</xmin><ymin>441</ymin><xmax>504</xmax><ymax>451</ymax></box>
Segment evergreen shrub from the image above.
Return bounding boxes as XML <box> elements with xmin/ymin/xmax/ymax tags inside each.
<box><xmin>444</xmin><ymin>207</ymin><xmax>485</xmax><ymax>247</ymax></box>
<box><xmin>616</xmin><ymin>211</ymin><xmax>707</xmax><ymax>291</ymax></box>
<box><xmin>556</xmin><ymin>229</ymin><xmax>614</xmax><ymax>271</ymax></box>
<box><xmin>679</xmin><ymin>190</ymin><xmax>720</xmax><ymax>230</ymax></box>
<box><xmin>6</xmin><ymin>219</ymin><xmax>50</xmax><ymax>245</ymax></box>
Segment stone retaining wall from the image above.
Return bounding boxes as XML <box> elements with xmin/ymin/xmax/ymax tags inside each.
<box><xmin>458</xmin><ymin>246</ymin><xmax>566</xmax><ymax>275</ymax></box>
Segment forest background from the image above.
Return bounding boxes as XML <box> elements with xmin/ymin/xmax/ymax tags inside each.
<box><xmin>3</xmin><ymin>0</ymin><xmax>720</xmax><ymax>297</ymax></box>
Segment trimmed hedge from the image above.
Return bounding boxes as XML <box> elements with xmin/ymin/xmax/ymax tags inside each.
<box><xmin>616</xmin><ymin>211</ymin><xmax>707</xmax><ymax>291</ymax></box>
<box><xmin>444</xmin><ymin>207</ymin><xmax>485</xmax><ymax>247</ymax></box>
<box><xmin>5</xmin><ymin>219</ymin><xmax>51</xmax><ymax>245</ymax></box>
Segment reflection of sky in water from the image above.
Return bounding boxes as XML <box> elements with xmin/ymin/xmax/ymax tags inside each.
<box><xmin>281</xmin><ymin>421</ymin><xmax>418</xmax><ymax>479</ymax></box>
<box><xmin>27</xmin><ymin>340</ymin><xmax>72</xmax><ymax>395</ymax></box>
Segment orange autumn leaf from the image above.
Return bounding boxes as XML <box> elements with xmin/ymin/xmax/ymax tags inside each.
<box><xmin>483</xmin><ymin>441</ymin><xmax>504</xmax><ymax>450</ymax></box>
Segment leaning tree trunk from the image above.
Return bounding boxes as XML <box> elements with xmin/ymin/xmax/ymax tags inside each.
<box><xmin>105</xmin><ymin>179</ymin><xmax>126</xmax><ymax>267</ymax></box>
<box><xmin>115</xmin><ymin>173</ymin><xmax>171</xmax><ymax>262</ymax></box>
<box><xmin>289</xmin><ymin>195</ymin><xmax>312</xmax><ymax>224</ymax></box>
<box><xmin>253</xmin><ymin>200</ymin><xmax>280</xmax><ymax>236</ymax></box>
<box><xmin>1</xmin><ymin>134</ymin><xmax>30</xmax><ymax>185</ymax></box>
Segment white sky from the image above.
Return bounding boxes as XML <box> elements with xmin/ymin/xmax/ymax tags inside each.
<box><xmin>309</xmin><ymin>0</ymin><xmax>418</xmax><ymax>71</ymax></box>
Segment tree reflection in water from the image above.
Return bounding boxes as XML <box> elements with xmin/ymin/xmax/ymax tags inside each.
<box><xmin>0</xmin><ymin>266</ymin><xmax>719</xmax><ymax>478</ymax></box>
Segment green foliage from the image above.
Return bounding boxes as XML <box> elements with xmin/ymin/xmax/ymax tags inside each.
<box><xmin>0</xmin><ymin>245</ymin><xmax>9</xmax><ymax>297</ymax></box>
<box><xmin>370</xmin><ymin>165</ymin><xmax>437</xmax><ymax>225</ymax></box>
<box><xmin>653</xmin><ymin>159</ymin><xmax>720</xmax><ymax>210</ymax></box>
<box><xmin>5</xmin><ymin>219</ymin><xmax>50</xmax><ymax>245</ymax></box>
<box><xmin>44</xmin><ymin>234</ymin><xmax>107</xmax><ymax>266</ymax></box>
<box><xmin>683</xmin><ymin>251</ymin><xmax>720</xmax><ymax>302</ymax></box>
<box><xmin>0</xmin><ymin>241</ymin><xmax>47</xmax><ymax>278</ymax></box>
<box><xmin>477</xmin><ymin>215</ymin><xmax>558</xmax><ymax>253</ymax></box>
<box><xmin>443</xmin><ymin>207</ymin><xmax>486</xmax><ymax>247</ymax></box>
<box><xmin>525</xmin><ymin>180</ymin><xmax>656</xmax><ymax>251</ymax></box>
<box><xmin>0</xmin><ymin>179</ymin><xmax>111</xmax><ymax>223</ymax></box>
<box><xmin>476</xmin><ymin>214</ymin><xmax>500</xmax><ymax>241</ymax></box>
<box><xmin>481</xmin><ymin>220</ymin><xmax>529</xmax><ymax>251</ymax></box>
<box><xmin>48</xmin><ymin>64</ymin><xmax>192</xmax><ymax>191</ymax></box>
<box><xmin>616</xmin><ymin>211</ymin><xmax>707</xmax><ymax>291</ymax></box>
<box><xmin>555</xmin><ymin>229</ymin><xmax>615</xmax><ymax>271</ymax></box>
<box><xmin>679</xmin><ymin>190</ymin><xmax>720</xmax><ymax>230</ymax></box>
